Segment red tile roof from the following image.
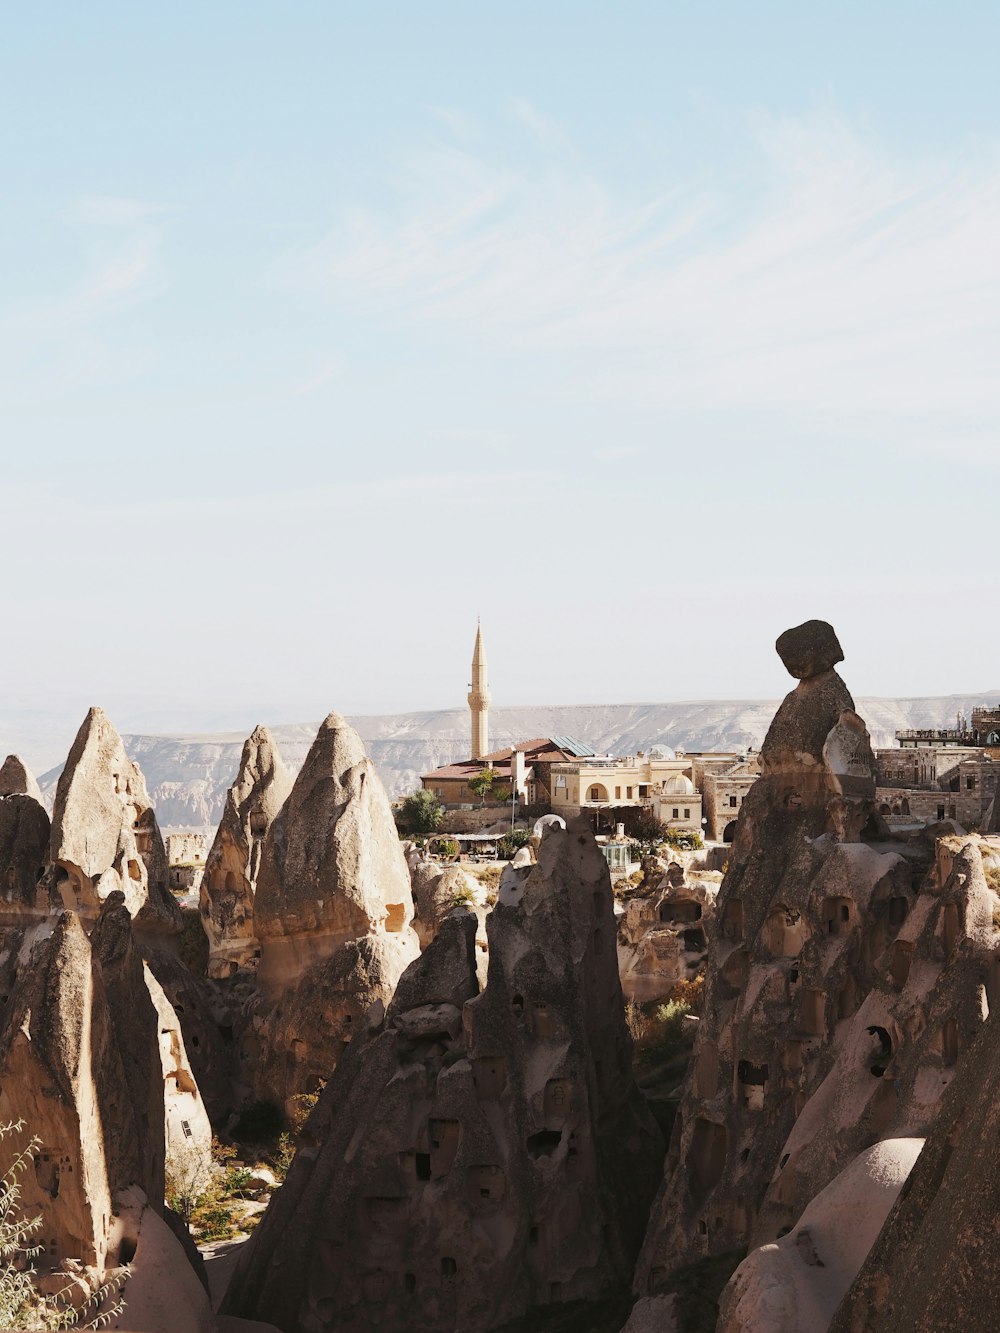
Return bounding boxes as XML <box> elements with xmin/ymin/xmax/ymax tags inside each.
<box><xmin>421</xmin><ymin>737</ymin><xmax>574</xmax><ymax>782</ymax></box>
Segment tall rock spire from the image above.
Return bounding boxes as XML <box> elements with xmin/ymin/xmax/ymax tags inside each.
<box><xmin>468</xmin><ymin>619</ymin><xmax>491</xmax><ymax>760</ymax></box>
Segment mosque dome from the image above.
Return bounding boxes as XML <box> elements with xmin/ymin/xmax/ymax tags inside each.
<box><xmin>649</xmin><ymin>745</ymin><xmax>676</xmax><ymax>760</ymax></box>
<box><xmin>664</xmin><ymin>773</ymin><xmax>695</xmax><ymax>796</ymax></box>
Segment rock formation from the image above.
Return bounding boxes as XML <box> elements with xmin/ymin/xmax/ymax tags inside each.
<box><xmin>0</xmin><ymin>752</ymin><xmax>43</xmax><ymax>801</ymax></box>
<box><xmin>222</xmin><ymin>818</ymin><xmax>663</xmax><ymax>1331</ymax></box>
<box><xmin>829</xmin><ymin>1020</ymin><xmax>1000</xmax><ymax>1329</ymax></box>
<box><xmin>47</xmin><ymin>707</ymin><xmax>182</xmax><ymax>943</ymax></box>
<box><xmin>0</xmin><ymin>906</ymin><xmax>164</xmax><ymax>1275</ymax></box>
<box><xmin>249</xmin><ymin>713</ymin><xmax>420</xmax><ymax>1107</ymax></box>
<box><xmin>617</xmin><ymin>861</ymin><xmax>718</xmax><ymax>1004</ymax></box>
<box><xmin>98</xmin><ymin>1185</ymin><xmax>281</xmax><ymax>1333</ymax></box>
<box><xmin>90</xmin><ymin>894</ymin><xmax>167</xmax><ymax>1210</ymax></box>
<box><xmin>719</xmin><ymin>1138</ymin><xmax>923</xmax><ymax>1333</ymax></box>
<box><xmin>201</xmin><ymin>726</ymin><xmax>293</xmax><ymax>980</ymax></box>
<box><xmin>635</xmin><ymin>621</ymin><xmax>916</xmax><ymax>1289</ymax></box>
<box><xmin>0</xmin><ymin>756</ymin><xmax>50</xmax><ymax>922</ymax></box>
<box><xmin>145</xmin><ymin>963</ymin><xmax>213</xmax><ymax>1184</ymax></box>
<box><xmin>146</xmin><ymin>946</ymin><xmax>234</xmax><ymax>1130</ymax></box>
<box><xmin>407</xmin><ymin>847</ymin><xmax>485</xmax><ymax>947</ymax></box>
<box><xmin>751</xmin><ymin>833</ymin><xmax>1000</xmax><ymax>1245</ymax></box>
<box><xmin>405</xmin><ymin>843</ymin><xmax>491</xmax><ymax>984</ymax></box>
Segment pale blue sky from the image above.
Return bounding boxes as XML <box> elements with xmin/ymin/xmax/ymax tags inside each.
<box><xmin>3</xmin><ymin>2</ymin><xmax>1000</xmax><ymax>747</ymax></box>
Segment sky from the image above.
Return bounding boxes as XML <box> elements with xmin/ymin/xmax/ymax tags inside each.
<box><xmin>3</xmin><ymin>1</ymin><xmax>1000</xmax><ymax>756</ymax></box>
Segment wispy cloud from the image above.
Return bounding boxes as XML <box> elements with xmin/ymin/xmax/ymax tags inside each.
<box><xmin>508</xmin><ymin>98</ymin><xmax>576</xmax><ymax>156</ymax></box>
<box><xmin>291</xmin><ymin>357</ymin><xmax>345</xmax><ymax>396</ymax></box>
<box><xmin>277</xmin><ymin>112</ymin><xmax>1000</xmax><ymax>457</ymax></box>
<box><xmin>66</xmin><ymin>194</ymin><xmax>164</xmax><ymax>228</ymax></box>
<box><xmin>0</xmin><ymin>208</ymin><xmax>164</xmax><ymax>394</ymax></box>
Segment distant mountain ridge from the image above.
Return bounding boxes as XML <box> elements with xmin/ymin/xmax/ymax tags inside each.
<box><xmin>31</xmin><ymin>693</ymin><xmax>1000</xmax><ymax>832</ymax></box>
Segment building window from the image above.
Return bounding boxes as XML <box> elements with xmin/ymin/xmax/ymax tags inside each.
<box><xmin>729</xmin><ymin>795</ymin><xmax>738</xmax><ymax>808</ymax></box>
<box><xmin>181</xmin><ymin>1120</ymin><xmax>192</xmax><ymax>1140</ymax></box>
<box><xmin>615</xmin><ymin>786</ymin><xmax>621</xmax><ymax>799</ymax></box>
<box><xmin>967</xmin><ymin>776</ymin><xmax>976</xmax><ymax>789</ymax></box>
<box><xmin>937</xmin><ymin>805</ymin><xmax>945</xmax><ymax>820</ymax></box>
<box><xmin>684</xmin><ymin>808</ymin><xmax>690</xmax><ymax>819</ymax></box>
<box><xmin>589</xmin><ymin>787</ymin><xmax>601</xmax><ymax>801</ymax></box>
<box><xmin>626</xmin><ymin>786</ymin><xmax>633</xmax><ymax>799</ymax></box>
<box><xmin>672</xmin><ymin>808</ymin><xmax>679</xmax><ymax>819</ymax></box>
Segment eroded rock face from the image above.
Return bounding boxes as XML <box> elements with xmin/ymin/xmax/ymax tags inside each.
<box><xmin>408</xmin><ymin>851</ymin><xmax>484</xmax><ymax>949</ymax></box>
<box><xmin>250</xmin><ymin>713</ymin><xmax>420</xmax><ymax>1108</ymax></box>
<box><xmin>222</xmin><ymin>820</ymin><xmax>663</xmax><ymax>1332</ymax></box>
<box><xmin>719</xmin><ymin>1138</ymin><xmax>923</xmax><ymax>1333</ymax></box>
<box><xmin>145</xmin><ymin>947</ymin><xmax>235</xmax><ymax>1130</ymax></box>
<box><xmin>0</xmin><ymin>753</ymin><xmax>43</xmax><ymax>801</ymax></box>
<box><xmin>0</xmin><ymin>908</ymin><xmax>164</xmax><ymax>1273</ymax></box>
<box><xmin>47</xmin><ymin>708</ymin><xmax>182</xmax><ymax>943</ymax></box>
<box><xmin>90</xmin><ymin>894</ymin><xmax>167</xmax><ymax>1212</ymax></box>
<box><xmin>201</xmin><ymin>726</ymin><xmax>293</xmax><ymax>980</ymax></box>
<box><xmin>753</xmin><ymin>835</ymin><xmax>999</xmax><ymax>1245</ymax></box>
<box><xmin>617</xmin><ymin>863</ymin><xmax>718</xmax><ymax>1005</ymax></box>
<box><xmin>828</xmin><ymin>1010</ymin><xmax>1000</xmax><ymax>1331</ymax></box>
<box><xmin>635</xmin><ymin>624</ymin><xmax>915</xmax><ymax>1289</ymax></box>
<box><xmin>144</xmin><ymin>965</ymin><xmax>213</xmax><ymax>1186</ymax></box>
<box><xmin>405</xmin><ymin>845</ymin><xmax>491</xmax><ymax>985</ymax></box>
<box><xmin>0</xmin><ymin>780</ymin><xmax>50</xmax><ymax>921</ymax></box>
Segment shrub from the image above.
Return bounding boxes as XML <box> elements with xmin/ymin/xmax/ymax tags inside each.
<box><xmin>0</xmin><ymin>1120</ymin><xmax>128</xmax><ymax>1329</ymax></box>
<box><xmin>630</xmin><ymin>998</ymin><xmax>696</xmax><ymax>1072</ymax></box>
<box><xmin>288</xmin><ymin>1092</ymin><xmax>320</xmax><ymax>1136</ymax></box>
<box><xmin>985</xmin><ymin>862</ymin><xmax>1000</xmax><ymax>895</ymax></box>
<box><xmin>669</xmin><ymin>973</ymin><xmax>706</xmax><ymax>1012</ymax></box>
<box><xmin>662</xmin><ymin>828</ymin><xmax>704</xmax><ymax>851</ymax></box>
<box><xmin>470</xmin><ymin>865</ymin><xmax>501</xmax><ymax>891</ymax></box>
<box><xmin>270</xmin><ymin>1133</ymin><xmax>296</xmax><ymax>1183</ymax></box>
<box><xmin>397</xmin><ymin>790</ymin><xmax>443</xmax><ymax>835</ymax></box>
<box><xmin>165</xmin><ymin>1139</ymin><xmax>216</xmax><ymax>1227</ymax></box>
<box><xmin>435</xmin><ymin>838</ymin><xmax>460</xmax><ymax>860</ymax></box>
<box><xmin>191</xmin><ymin>1198</ymin><xmax>241</xmax><ymax>1243</ymax></box>
<box><xmin>449</xmin><ymin>885</ymin><xmax>478</xmax><ymax>908</ymax></box>
<box><xmin>497</xmin><ymin>828</ymin><xmax>531</xmax><ymax>860</ymax></box>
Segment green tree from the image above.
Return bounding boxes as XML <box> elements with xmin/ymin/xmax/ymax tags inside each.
<box><xmin>630</xmin><ymin>809</ymin><xmax>669</xmax><ymax>855</ymax></box>
<box><xmin>397</xmin><ymin>789</ymin><xmax>443</xmax><ymax>835</ymax></box>
<box><xmin>467</xmin><ymin>769</ymin><xmax>497</xmax><ymax>805</ymax></box>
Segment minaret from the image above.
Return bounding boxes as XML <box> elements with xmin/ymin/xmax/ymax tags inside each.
<box><xmin>468</xmin><ymin>620</ymin><xmax>491</xmax><ymax>760</ymax></box>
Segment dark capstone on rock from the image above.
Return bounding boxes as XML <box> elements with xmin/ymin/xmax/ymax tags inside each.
<box><xmin>775</xmin><ymin>620</ymin><xmax>844</xmax><ymax>681</ymax></box>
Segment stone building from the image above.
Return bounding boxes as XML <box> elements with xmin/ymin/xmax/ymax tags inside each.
<box><xmin>424</xmin><ymin>737</ymin><xmax>594</xmax><ymax>814</ymax></box>
<box><xmin>550</xmin><ymin>751</ymin><xmax>727</xmax><ymax>832</ymax></box>
<box><xmin>166</xmin><ymin>831</ymin><xmax>207</xmax><ymax>891</ymax></box>
<box><xmin>701</xmin><ymin>755</ymin><xmax>762</xmax><ymax>842</ymax></box>
<box><xmin>874</xmin><ymin>746</ymin><xmax>998</xmax><ymax>830</ymax></box>
<box><xmin>895</xmin><ymin>706</ymin><xmax>1000</xmax><ymax>753</ymax></box>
